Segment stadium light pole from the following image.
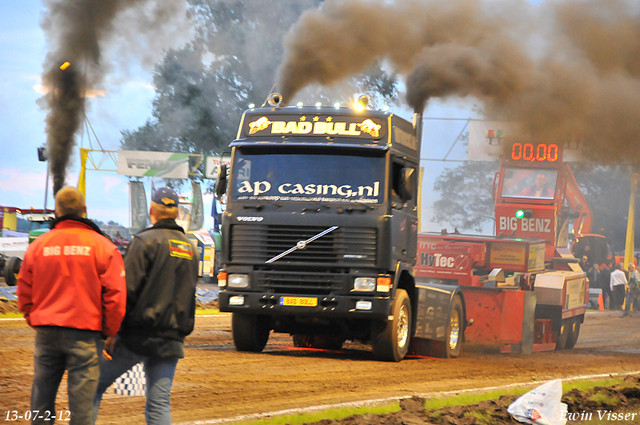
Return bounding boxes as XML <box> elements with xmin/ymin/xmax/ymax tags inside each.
<box><xmin>37</xmin><ymin>146</ymin><xmax>49</xmax><ymax>211</ymax></box>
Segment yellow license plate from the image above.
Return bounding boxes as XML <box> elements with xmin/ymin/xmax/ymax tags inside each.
<box><xmin>280</xmin><ymin>296</ymin><xmax>318</xmax><ymax>307</ymax></box>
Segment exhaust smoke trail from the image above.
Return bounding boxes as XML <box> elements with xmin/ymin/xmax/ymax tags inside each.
<box><xmin>40</xmin><ymin>0</ymin><xmax>189</xmax><ymax>194</ymax></box>
<box><xmin>276</xmin><ymin>0</ymin><xmax>640</xmax><ymax>163</ymax></box>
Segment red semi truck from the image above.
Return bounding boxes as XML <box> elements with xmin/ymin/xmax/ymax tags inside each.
<box><xmin>413</xmin><ymin>140</ymin><xmax>589</xmax><ymax>356</ymax></box>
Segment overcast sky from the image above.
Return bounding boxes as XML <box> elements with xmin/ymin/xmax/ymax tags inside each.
<box><xmin>1</xmin><ymin>0</ymin><xmax>162</xmax><ymax>226</ymax></box>
<box><xmin>0</xmin><ymin>0</ymin><xmax>488</xmax><ymax>233</ymax></box>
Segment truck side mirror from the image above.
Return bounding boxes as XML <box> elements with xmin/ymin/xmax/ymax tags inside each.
<box><xmin>215</xmin><ymin>164</ymin><xmax>228</xmax><ymax>198</ymax></box>
<box><xmin>399</xmin><ymin>168</ymin><xmax>414</xmax><ymax>202</ymax></box>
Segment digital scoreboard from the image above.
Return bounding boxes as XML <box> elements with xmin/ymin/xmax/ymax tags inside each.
<box><xmin>508</xmin><ymin>142</ymin><xmax>562</xmax><ymax>163</ymax></box>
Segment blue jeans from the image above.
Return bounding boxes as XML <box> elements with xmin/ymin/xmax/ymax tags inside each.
<box><xmin>32</xmin><ymin>327</ymin><xmax>101</xmax><ymax>425</ymax></box>
<box><xmin>92</xmin><ymin>338</ymin><xmax>178</xmax><ymax>425</ymax></box>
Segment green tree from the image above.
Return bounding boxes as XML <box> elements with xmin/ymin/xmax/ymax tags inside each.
<box><xmin>431</xmin><ymin>161</ymin><xmax>498</xmax><ymax>233</ymax></box>
<box><xmin>431</xmin><ymin>160</ymin><xmax>639</xmax><ymax>251</ymax></box>
<box><xmin>571</xmin><ymin>164</ymin><xmax>638</xmax><ymax>252</ymax></box>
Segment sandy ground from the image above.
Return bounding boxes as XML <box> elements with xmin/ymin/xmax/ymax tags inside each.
<box><xmin>1</xmin><ymin>310</ymin><xmax>640</xmax><ymax>424</ymax></box>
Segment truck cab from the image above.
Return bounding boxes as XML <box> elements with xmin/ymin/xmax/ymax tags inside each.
<box><xmin>494</xmin><ymin>141</ymin><xmax>580</xmax><ymax>260</ymax></box>
<box><xmin>217</xmin><ymin>100</ymin><xmax>422</xmax><ymax>361</ymax></box>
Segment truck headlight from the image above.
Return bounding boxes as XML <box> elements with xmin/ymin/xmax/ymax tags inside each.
<box><xmin>356</xmin><ymin>300</ymin><xmax>372</xmax><ymax>310</ymax></box>
<box><xmin>228</xmin><ymin>274</ymin><xmax>249</xmax><ymax>288</ymax></box>
<box><xmin>229</xmin><ymin>295</ymin><xmax>245</xmax><ymax>306</ymax></box>
<box><xmin>353</xmin><ymin>277</ymin><xmax>376</xmax><ymax>292</ymax></box>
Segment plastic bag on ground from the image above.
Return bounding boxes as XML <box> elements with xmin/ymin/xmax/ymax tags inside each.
<box><xmin>507</xmin><ymin>379</ymin><xmax>568</xmax><ymax>425</ymax></box>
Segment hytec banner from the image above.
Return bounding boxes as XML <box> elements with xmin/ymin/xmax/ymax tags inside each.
<box><xmin>204</xmin><ymin>156</ymin><xmax>231</xmax><ymax>180</ymax></box>
<box><xmin>118</xmin><ymin>151</ymin><xmax>190</xmax><ymax>179</ymax></box>
<box><xmin>129</xmin><ymin>181</ymin><xmax>149</xmax><ymax>234</ymax></box>
<box><xmin>467</xmin><ymin>120</ymin><xmax>583</xmax><ymax>162</ymax></box>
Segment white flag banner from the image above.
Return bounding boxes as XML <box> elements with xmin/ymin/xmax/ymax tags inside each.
<box><xmin>189</xmin><ymin>182</ymin><xmax>204</xmax><ymax>231</ymax></box>
<box><xmin>118</xmin><ymin>151</ymin><xmax>189</xmax><ymax>179</ymax></box>
<box><xmin>129</xmin><ymin>181</ymin><xmax>149</xmax><ymax>234</ymax></box>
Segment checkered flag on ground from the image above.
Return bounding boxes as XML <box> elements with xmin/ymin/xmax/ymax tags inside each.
<box><xmin>114</xmin><ymin>362</ymin><xmax>146</xmax><ymax>396</ymax></box>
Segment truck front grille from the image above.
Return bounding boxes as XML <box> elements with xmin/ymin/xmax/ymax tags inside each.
<box><xmin>230</xmin><ymin>225</ymin><xmax>377</xmax><ymax>267</ymax></box>
<box><xmin>254</xmin><ymin>269</ymin><xmax>347</xmax><ymax>295</ymax></box>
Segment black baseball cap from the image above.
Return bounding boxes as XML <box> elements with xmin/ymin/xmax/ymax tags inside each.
<box><xmin>152</xmin><ymin>187</ymin><xmax>179</xmax><ymax>207</ymax></box>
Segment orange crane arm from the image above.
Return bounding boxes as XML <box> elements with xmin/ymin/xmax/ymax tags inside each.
<box><xmin>562</xmin><ymin>164</ymin><xmax>592</xmax><ymax>235</ymax></box>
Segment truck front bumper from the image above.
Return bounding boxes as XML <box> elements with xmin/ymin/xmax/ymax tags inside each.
<box><xmin>218</xmin><ymin>291</ymin><xmax>391</xmax><ymax>320</ymax></box>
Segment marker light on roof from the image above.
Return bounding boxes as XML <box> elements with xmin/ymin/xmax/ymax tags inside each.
<box><xmin>248</xmin><ymin>103</ymin><xmax>255</xmax><ymax>109</ymax></box>
<box><xmin>315</xmin><ymin>102</ymin><xmax>322</xmax><ymax>108</ymax></box>
<box><xmin>334</xmin><ymin>102</ymin><xmax>341</xmax><ymax>108</ymax></box>
<box><xmin>296</xmin><ymin>102</ymin><xmax>304</xmax><ymax>107</ymax></box>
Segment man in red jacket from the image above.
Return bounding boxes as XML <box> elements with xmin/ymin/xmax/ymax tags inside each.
<box><xmin>17</xmin><ymin>186</ymin><xmax>126</xmax><ymax>425</ymax></box>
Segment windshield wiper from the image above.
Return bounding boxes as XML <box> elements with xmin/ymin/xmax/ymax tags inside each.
<box><xmin>265</xmin><ymin>226</ymin><xmax>339</xmax><ymax>264</ymax></box>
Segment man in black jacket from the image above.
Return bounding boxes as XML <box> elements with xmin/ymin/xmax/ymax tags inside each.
<box><xmin>93</xmin><ymin>187</ymin><xmax>198</xmax><ymax>425</ymax></box>
<box><xmin>596</xmin><ymin>262</ymin><xmax>612</xmax><ymax>310</ymax></box>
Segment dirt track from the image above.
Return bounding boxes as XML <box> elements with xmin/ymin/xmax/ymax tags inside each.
<box><xmin>2</xmin><ymin>310</ymin><xmax>640</xmax><ymax>424</ymax></box>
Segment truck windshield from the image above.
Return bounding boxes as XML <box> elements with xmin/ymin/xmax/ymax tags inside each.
<box><xmin>231</xmin><ymin>150</ymin><xmax>385</xmax><ymax>204</ymax></box>
<box><xmin>500</xmin><ymin>167</ymin><xmax>558</xmax><ymax>200</ymax></box>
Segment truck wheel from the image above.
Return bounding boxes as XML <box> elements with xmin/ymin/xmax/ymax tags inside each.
<box><xmin>371</xmin><ymin>289</ymin><xmax>411</xmax><ymax>362</ymax></box>
<box><xmin>232</xmin><ymin>312</ymin><xmax>270</xmax><ymax>353</ymax></box>
<box><xmin>555</xmin><ymin>319</ymin><xmax>569</xmax><ymax>350</ymax></box>
<box><xmin>4</xmin><ymin>257</ymin><xmax>21</xmax><ymax>287</ymax></box>
<box><xmin>565</xmin><ymin>318</ymin><xmax>581</xmax><ymax>350</ymax></box>
<box><xmin>431</xmin><ymin>296</ymin><xmax>464</xmax><ymax>358</ymax></box>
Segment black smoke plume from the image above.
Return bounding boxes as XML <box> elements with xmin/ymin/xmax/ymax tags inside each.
<box><xmin>276</xmin><ymin>0</ymin><xmax>640</xmax><ymax>164</ymax></box>
<box><xmin>40</xmin><ymin>0</ymin><xmax>189</xmax><ymax>194</ymax></box>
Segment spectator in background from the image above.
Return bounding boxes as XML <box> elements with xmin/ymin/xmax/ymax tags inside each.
<box><xmin>596</xmin><ymin>262</ymin><xmax>612</xmax><ymax>310</ymax></box>
<box><xmin>579</xmin><ymin>255</ymin><xmax>589</xmax><ymax>272</ymax></box>
<box><xmin>610</xmin><ymin>262</ymin><xmax>628</xmax><ymax>311</ymax></box>
<box><xmin>93</xmin><ymin>187</ymin><xmax>198</xmax><ymax>425</ymax></box>
<box><xmin>17</xmin><ymin>187</ymin><xmax>126</xmax><ymax>425</ymax></box>
<box><xmin>622</xmin><ymin>263</ymin><xmax>640</xmax><ymax>317</ymax></box>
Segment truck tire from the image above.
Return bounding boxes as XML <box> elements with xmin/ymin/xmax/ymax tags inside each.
<box><xmin>555</xmin><ymin>319</ymin><xmax>570</xmax><ymax>350</ymax></box>
<box><xmin>431</xmin><ymin>296</ymin><xmax>464</xmax><ymax>359</ymax></box>
<box><xmin>565</xmin><ymin>317</ymin><xmax>581</xmax><ymax>350</ymax></box>
<box><xmin>4</xmin><ymin>257</ymin><xmax>21</xmax><ymax>287</ymax></box>
<box><xmin>231</xmin><ymin>312</ymin><xmax>270</xmax><ymax>353</ymax></box>
<box><xmin>371</xmin><ymin>289</ymin><xmax>411</xmax><ymax>362</ymax></box>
